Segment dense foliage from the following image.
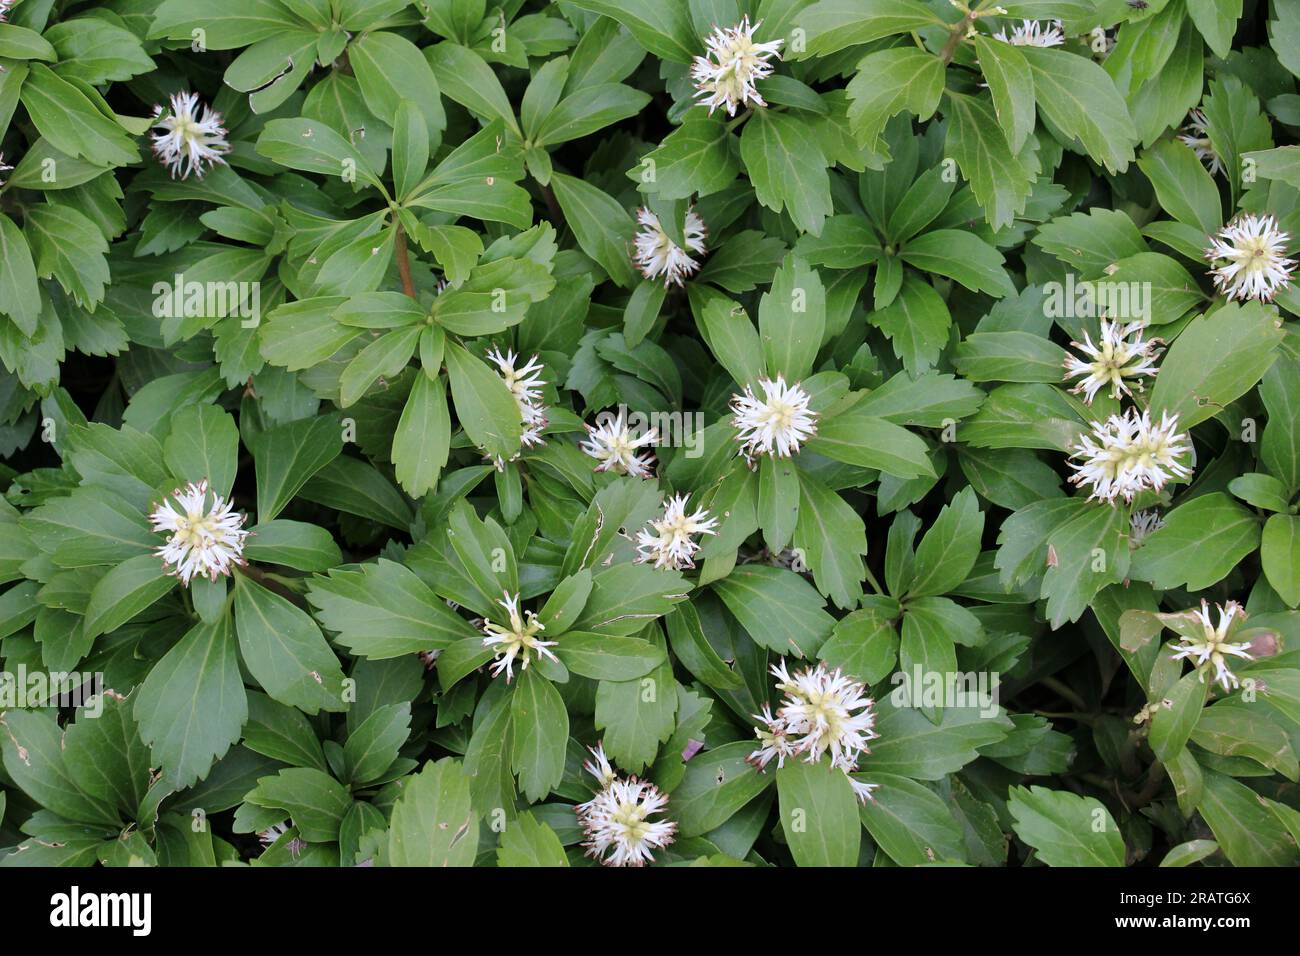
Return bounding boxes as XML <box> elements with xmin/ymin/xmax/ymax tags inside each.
<box><xmin>0</xmin><ymin>0</ymin><xmax>1299</xmax><ymax>869</ymax></box>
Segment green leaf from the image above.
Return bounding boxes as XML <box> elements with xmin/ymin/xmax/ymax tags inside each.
<box><xmin>759</xmin><ymin>255</ymin><xmax>825</xmax><ymax>381</ymax></box>
<box><xmin>794</xmin><ymin>471</ymin><xmax>868</xmax><ymax>610</ymax></box>
<box><xmin>1129</xmin><ymin>493</ymin><xmax>1261</xmax><ymax>591</ymax></box>
<box><xmin>1148</xmin><ymin>669</ymin><xmax>1210</xmax><ymax>763</ymax></box>
<box><xmin>845</xmin><ymin>48</ymin><xmax>943</xmax><ymax>152</ymax></box>
<box><xmin>0</xmin><ymin>213</ymin><xmax>40</xmax><ymax>336</ymax></box>
<box><xmin>234</xmin><ymin>574</ymin><xmax>347</xmax><ymax>715</ymax></box>
<box><xmin>808</xmin><ymin>408</ymin><xmax>934</xmax><ymax>478</ymax></box>
<box><xmin>908</xmin><ymin>488</ymin><xmax>984</xmax><ymax>598</ymax></box>
<box><xmin>899</xmin><ymin>230</ymin><xmax>1014</xmax><ymax>297</ymax></box>
<box><xmin>1196</xmin><ymin>770</ymin><xmax>1300</xmax><ymax>866</ymax></box>
<box><xmin>242</xmin><ymin>520</ymin><xmax>342</xmax><ymax>573</ymax></box>
<box><xmin>549</xmin><ymin>173</ymin><xmax>636</xmax><ymax>288</ymax></box>
<box><xmin>1263</xmin><ymin>514</ymin><xmax>1300</xmax><ymax>607</ymax></box>
<box><xmin>563</xmin><ymin>0</ymin><xmax>697</xmax><ymax>63</ymax></box>
<box><xmin>971</xmin><ymin>36</ymin><xmax>1035</xmax><ymax>153</ymax></box>
<box><xmin>867</xmin><ymin>695</ymin><xmax>1012</xmax><ymax>779</ymax></box>
<box><xmin>82</xmin><ymin>553</ymin><xmax>176</xmax><ymax>641</ymax></box>
<box><xmin>348</xmin><ymin>30</ymin><xmax>446</xmax><ymax>142</ymax></box>
<box><xmin>134</xmin><ymin>615</ymin><xmax>247</xmax><ymax>790</ymax></box>
<box><xmin>510</xmin><ymin>669</ymin><xmax>568</xmax><ymax>801</ymax></box>
<box><xmin>1007</xmin><ymin>785</ymin><xmax>1125</xmax><ymax>866</ymax></box>
<box><xmin>943</xmin><ymin>91</ymin><xmax>1034</xmax><ymax>231</ymax></box>
<box><xmin>392</xmin><ymin>368</ymin><xmax>451</xmax><ymax>498</ymax></box>
<box><xmin>1039</xmin><ymin>503</ymin><xmax>1128</xmax><ymax>628</ymax></box>
<box><xmin>388</xmin><ymin>758</ymin><xmax>479</xmax><ymax>866</ymax></box>
<box><xmin>636</xmin><ymin>112</ymin><xmax>739</xmax><ymax>200</ymax></box>
<box><xmin>553</xmin><ymin>631</ymin><xmax>665</xmax><ymax>681</ymax></box>
<box><xmin>713</xmin><ymin>564</ymin><xmax>834</xmax><ymax>657</ymax></box>
<box><xmin>163</xmin><ymin>404</ymin><xmax>240</xmax><ymax>497</ymax></box>
<box><xmin>871</xmin><ymin>275</ymin><xmax>952</xmax><ymax>376</ymax></box>
<box><xmin>307</xmin><ymin>559</ymin><xmax>480</xmax><ymax>658</ymax></box>
<box><xmin>740</xmin><ymin>110</ymin><xmax>833</xmax><ymax>236</ymax></box>
<box><xmin>674</xmin><ymin>742</ymin><xmax>773</xmax><ymax>837</ymax></box>
<box><xmin>496</xmin><ymin>811</ymin><xmax>569</xmax><ymax>867</ymax></box>
<box><xmin>664</xmin><ymin>601</ymin><xmax>744</xmax><ymax>690</ymax></box>
<box><xmin>344</xmin><ymin>703</ymin><xmax>410</xmax><ymax>786</ymax></box>
<box><xmin>791</xmin><ymin>0</ymin><xmax>942</xmax><ymax>59</ymax></box>
<box><xmin>444</xmin><ymin>341</ymin><xmax>523</xmax><ymax>466</ymax></box>
<box><xmin>1137</xmin><ymin>139</ymin><xmax>1222</xmax><ymax>235</ymax></box>
<box><xmin>252</xmin><ymin>414</ymin><xmax>343</xmax><ymax>522</ymax></box>
<box><xmin>1019</xmin><ymin>46</ymin><xmax>1137</xmax><ymax>174</ymax></box>
<box><xmin>777</xmin><ymin>758</ymin><xmax>861</xmax><ymax>867</ymax></box>
<box><xmin>246</xmin><ymin>768</ymin><xmax>351</xmax><ymax>843</ymax></box>
<box><xmin>855</xmin><ymin>772</ymin><xmax>966</xmax><ymax>865</ymax></box>
<box><xmin>953</xmin><ymin>331</ymin><xmax>1068</xmax><ymax>383</ymax></box>
<box><xmin>594</xmin><ymin>633</ymin><xmax>676</xmax><ymax>773</ymax></box>
<box><xmin>256</xmin><ymin>118</ymin><xmax>383</xmax><ymax>190</ymax></box>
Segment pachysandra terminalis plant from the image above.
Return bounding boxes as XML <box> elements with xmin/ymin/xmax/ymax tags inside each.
<box><xmin>0</xmin><ymin>0</ymin><xmax>1299</xmax><ymax>872</ymax></box>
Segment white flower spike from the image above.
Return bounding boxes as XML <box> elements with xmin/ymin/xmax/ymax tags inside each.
<box><xmin>150</xmin><ymin>91</ymin><xmax>230</xmax><ymax>180</ymax></box>
<box><xmin>1177</xmin><ymin>108</ymin><xmax>1224</xmax><ymax>177</ymax></box>
<box><xmin>1063</xmin><ymin>318</ymin><xmax>1162</xmax><ymax>404</ymax></box>
<box><xmin>0</xmin><ymin>152</ymin><xmax>11</xmax><ymax>189</ymax></box>
<box><xmin>633</xmin><ymin>207</ymin><xmax>707</xmax><ymax>287</ymax></box>
<box><xmin>1205</xmin><ymin>213</ymin><xmax>1297</xmax><ymax>303</ymax></box>
<box><xmin>485</xmin><ymin>347</ymin><xmax>548</xmax><ymax>468</ymax></box>
<box><xmin>1128</xmin><ymin>509</ymin><xmax>1165</xmax><ymax>548</ymax></box>
<box><xmin>580</xmin><ymin>408</ymin><xmax>658</xmax><ymax>477</ymax></box>
<box><xmin>480</xmin><ymin>591</ymin><xmax>557</xmax><ymax>683</ymax></box>
<box><xmin>576</xmin><ymin>743</ymin><xmax>677</xmax><ymax>867</ymax></box>
<box><xmin>1068</xmin><ymin>408</ymin><xmax>1192</xmax><ymax>504</ymax></box>
<box><xmin>1169</xmin><ymin>600</ymin><xmax>1254</xmax><ymax>691</ymax></box>
<box><xmin>993</xmin><ymin>19</ymin><xmax>1065</xmax><ymax>47</ymax></box>
<box><xmin>150</xmin><ymin>479</ymin><xmax>249</xmax><ymax>586</ymax></box>
<box><xmin>691</xmin><ymin>17</ymin><xmax>784</xmax><ymax>117</ymax></box>
<box><xmin>731</xmin><ymin>375</ymin><xmax>817</xmax><ymax>462</ymax></box>
<box><xmin>635</xmin><ymin>493</ymin><xmax>719</xmax><ymax>570</ymax></box>
<box><xmin>749</xmin><ymin>660</ymin><xmax>879</xmax><ymax>804</ymax></box>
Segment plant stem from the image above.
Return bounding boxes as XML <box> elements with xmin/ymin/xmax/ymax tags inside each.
<box><xmin>394</xmin><ymin>222</ymin><xmax>417</xmax><ymax>299</ymax></box>
<box><xmin>939</xmin><ymin>12</ymin><xmax>976</xmax><ymax>65</ymax></box>
<box><xmin>1042</xmin><ymin>675</ymin><xmax>1089</xmax><ymax>712</ymax></box>
<box><xmin>540</xmin><ymin>181</ymin><xmax>564</xmax><ymax>229</ymax></box>
<box><xmin>863</xmin><ymin>564</ymin><xmax>885</xmax><ymax>596</ymax></box>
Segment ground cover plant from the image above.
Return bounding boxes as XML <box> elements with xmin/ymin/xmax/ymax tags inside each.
<box><xmin>0</xmin><ymin>0</ymin><xmax>1299</xmax><ymax>869</ymax></box>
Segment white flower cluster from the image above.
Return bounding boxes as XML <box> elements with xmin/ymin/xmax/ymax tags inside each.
<box><xmin>485</xmin><ymin>347</ymin><xmax>548</xmax><ymax>469</ymax></box>
<box><xmin>1068</xmin><ymin>408</ymin><xmax>1192</xmax><ymax>505</ymax></box>
<box><xmin>1205</xmin><ymin>213</ymin><xmax>1296</xmax><ymax>303</ymax></box>
<box><xmin>730</xmin><ymin>375</ymin><xmax>817</xmax><ymax>463</ymax></box>
<box><xmin>1177</xmin><ymin>109</ymin><xmax>1224</xmax><ymax>177</ymax></box>
<box><xmin>480</xmin><ymin>591</ymin><xmax>557</xmax><ymax>683</ymax></box>
<box><xmin>690</xmin><ymin>17</ymin><xmax>784</xmax><ymax>116</ymax></box>
<box><xmin>149</xmin><ymin>479</ymin><xmax>249</xmax><ymax>586</ymax></box>
<box><xmin>633</xmin><ymin>207</ymin><xmax>707</xmax><ymax>287</ymax></box>
<box><xmin>748</xmin><ymin>660</ymin><xmax>879</xmax><ymax>804</ymax></box>
<box><xmin>150</xmin><ymin>91</ymin><xmax>230</xmax><ymax>180</ymax></box>
<box><xmin>580</xmin><ymin>408</ymin><xmax>658</xmax><ymax>478</ymax></box>
<box><xmin>993</xmin><ymin>19</ymin><xmax>1065</xmax><ymax>47</ymax></box>
<box><xmin>1128</xmin><ymin>509</ymin><xmax>1165</xmax><ymax>548</ymax></box>
<box><xmin>1063</xmin><ymin>318</ymin><xmax>1162</xmax><ymax>404</ymax></box>
<box><xmin>575</xmin><ymin>744</ymin><xmax>677</xmax><ymax>867</ymax></box>
<box><xmin>635</xmin><ymin>493</ymin><xmax>718</xmax><ymax>570</ymax></box>
<box><xmin>1169</xmin><ymin>600</ymin><xmax>1255</xmax><ymax>691</ymax></box>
